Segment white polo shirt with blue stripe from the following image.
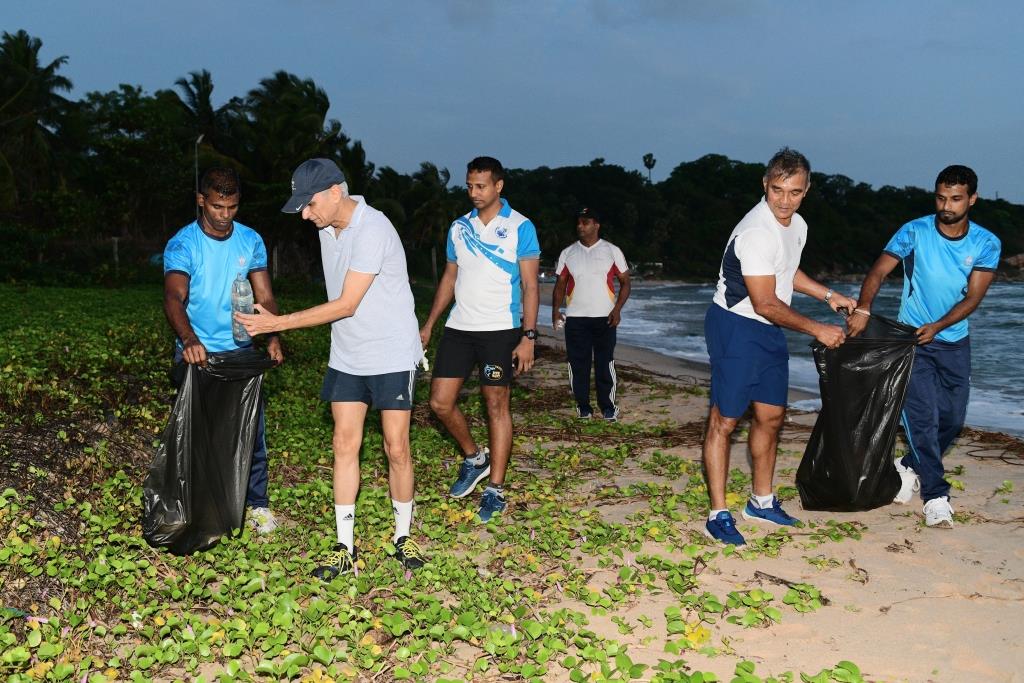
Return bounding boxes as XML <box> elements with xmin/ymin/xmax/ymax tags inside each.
<box><xmin>445</xmin><ymin>198</ymin><xmax>541</xmax><ymax>331</ymax></box>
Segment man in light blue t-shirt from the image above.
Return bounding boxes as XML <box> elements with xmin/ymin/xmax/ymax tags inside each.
<box><xmin>163</xmin><ymin>167</ymin><xmax>284</xmax><ymax>535</ymax></box>
<box><xmin>850</xmin><ymin>165</ymin><xmax>1001</xmax><ymax>529</ymax></box>
<box><xmin>235</xmin><ymin>159</ymin><xmax>426</xmax><ymax>579</ymax></box>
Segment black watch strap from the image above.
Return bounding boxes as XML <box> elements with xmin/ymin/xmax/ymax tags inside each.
<box><xmin>523</xmin><ymin>329</ymin><xmax>538</xmax><ymax>340</ymax></box>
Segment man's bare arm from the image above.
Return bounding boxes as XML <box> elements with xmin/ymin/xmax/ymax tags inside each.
<box><xmin>746</xmin><ymin>274</ymin><xmax>845</xmax><ymax>348</ymax></box>
<box><xmin>163</xmin><ymin>272</ymin><xmax>207</xmax><ymax>365</ymax></box>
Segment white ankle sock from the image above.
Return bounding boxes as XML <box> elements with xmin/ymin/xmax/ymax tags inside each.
<box><xmin>465</xmin><ymin>448</ymin><xmax>487</xmax><ymax>466</ymax></box>
<box><xmin>392</xmin><ymin>499</ymin><xmax>414</xmax><ymax>542</ymax></box>
<box><xmin>709</xmin><ymin>508</ymin><xmax>728</xmax><ymax>521</ymax></box>
<box><xmin>335</xmin><ymin>504</ymin><xmax>355</xmax><ymax>552</ymax></box>
<box><xmin>752</xmin><ymin>493</ymin><xmax>775</xmax><ymax>509</ymax></box>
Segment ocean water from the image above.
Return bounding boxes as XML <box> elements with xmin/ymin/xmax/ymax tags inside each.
<box><xmin>542</xmin><ymin>281</ymin><xmax>1024</xmax><ymax>436</ymax></box>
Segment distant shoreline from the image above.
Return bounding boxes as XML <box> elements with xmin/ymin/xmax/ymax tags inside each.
<box><xmin>537</xmin><ymin>282</ymin><xmax>1023</xmax><ymax>442</ymax></box>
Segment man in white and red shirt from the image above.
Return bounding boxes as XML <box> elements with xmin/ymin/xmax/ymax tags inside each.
<box><xmin>552</xmin><ymin>207</ymin><xmax>631</xmax><ymax>421</ymax></box>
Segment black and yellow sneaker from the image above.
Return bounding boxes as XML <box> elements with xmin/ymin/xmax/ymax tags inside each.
<box><xmin>393</xmin><ymin>536</ymin><xmax>426</xmax><ymax>570</ymax></box>
<box><xmin>312</xmin><ymin>543</ymin><xmax>357</xmax><ymax>581</ymax></box>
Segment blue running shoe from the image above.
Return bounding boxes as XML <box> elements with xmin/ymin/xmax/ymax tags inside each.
<box><xmin>742</xmin><ymin>497</ymin><xmax>800</xmax><ymax>526</ymax></box>
<box><xmin>704</xmin><ymin>511</ymin><xmax>745</xmax><ymax>545</ymax></box>
<box><xmin>449</xmin><ymin>450</ymin><xmax>490</xmax><ymax>498</ymax></box>
<box><xmin>602</xmin><ymin>406</ymin><xmax>620</xmax><ymax>422</ymax></box>
<box><xmin>477</xmin><ymin>489</ymin><xmax>507</xmax><ymax>523</ymax></box>
<box><xmin>576</xmin><ymin>405</ymin><xmax>593</xmax><ymax>420</ymax></box>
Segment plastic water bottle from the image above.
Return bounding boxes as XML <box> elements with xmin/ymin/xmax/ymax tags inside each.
<box><xmin>231</xmin><ymin>273</ymin><xmax>253</xmax><ymax>344</ymax></box>
<box><xmin>554</xmin><ymin>313</ymin><xmax>566</xmax><ymax>331</ymax></box>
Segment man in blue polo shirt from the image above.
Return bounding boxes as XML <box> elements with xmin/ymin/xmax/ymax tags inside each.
<box><xmin>163</xmin><ymin>167</ymin><xmax>284</xmax><ymax>534</ymax></box>
<box><xmin>420</xmin><ymin>156</ymin><xmax>541</xmax><ymax>523</ymax></box>
<box><xmin>849</xmin><ymin>165</ymin><xmax>1000</xmax><ymax>529</ymax></box>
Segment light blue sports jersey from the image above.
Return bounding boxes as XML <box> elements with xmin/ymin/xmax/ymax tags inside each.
<box><xmin>163</xmin><ymin>221</ymin><xmax>268</xmax><ymax>352</ymax></box>
<box><xmin>884</xmin><ymin>215</ymin><xmax>1000</xmax><ymax>343</ymax></box>
<box><xmin>445</xmin><ymin>199</ymin><xmax>541</xmax><ymax>331</ymax></box>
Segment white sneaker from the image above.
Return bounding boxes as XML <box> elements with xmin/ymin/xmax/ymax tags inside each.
<box><xmin>247</xmin><ymin>507</ymin><xmax>279</xmax><ymax>534</ymax></box>
<box><xmin>923</xmin><ymin>497</ymin><xmax>954</xmax><ymax>529</ymax></box>
<box><xmin>893</xmin><ymin>459</ymin><xmax>920</xmax><ymax>504</ymax></box>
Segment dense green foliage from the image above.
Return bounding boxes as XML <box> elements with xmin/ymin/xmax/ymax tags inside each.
<box><xmin>2</xmin><ymin>29</ymin><xmax>1021</xmax><ymax>285</ymax></box>
<box><xmin>0</xmin><ymin>285</ymin><xmax>875</xmax><ymax>682</ymax></box>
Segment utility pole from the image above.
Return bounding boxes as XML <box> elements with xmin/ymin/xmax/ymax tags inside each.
<box><xmin>194</xmin><ymin>134</ymin><xmax>205</xmax><ymax>220</ymax></box>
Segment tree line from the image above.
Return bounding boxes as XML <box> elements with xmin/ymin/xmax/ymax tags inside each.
<box><xmin>2</xmin><ymin>29</ymin><xmax>1020</xmax><ymax>285</ymax></box>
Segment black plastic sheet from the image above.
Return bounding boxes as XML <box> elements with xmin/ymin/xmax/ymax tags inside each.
<box><xmin>143</xmin><ymin>348</ymin><xmax>276</xmax><ymax>554</ymax></box>
<box><xmin>796</xmin><ymin>314</ymin><xmax>917</xmax><ymax>512</ymax></box>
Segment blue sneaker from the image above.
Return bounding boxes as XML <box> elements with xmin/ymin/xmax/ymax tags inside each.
<box><xmin>704</xmin><ymin>511</ymin><xmax>745</xmax><ymax>545</ymax></box>
<box><xmin>449</xmin><ymin>450</ymin><xmax>490</xmax><ymax>498</ymax></box>
<box><xmin>576</xmin><ymin>405</ymin><xmax>593</xmax><ymax>419</ymax></box>
<box><xmin>742</xmin><ymin>497</ymin><xmax>800</xmax><ymax>526</ymax></box>
<box><xmin>602</xmin><ymin>406</ymin><xmax>620</xmax><ymax>422</ymax></box>
<box><xmin>477</xmin><ymin>489</ymin><xmax>507</xmax><ymax>523</ymax></box>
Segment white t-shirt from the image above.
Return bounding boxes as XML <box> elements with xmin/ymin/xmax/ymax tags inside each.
<box><xmin>711</xmin><ymin>197</ymin><xmax>807</xmax><ymax>324</ymax></box>
<box><xmin>445</xmin><ymin>199</ymin><xmax>541</xmax><ymax>331</ymax></box>
<box><xmin>555</xmin><ymin>239</ymin><xmax>628</xmax><ymax>317</ymax></box>
<box><xmin>320</xmin><ymin>196</ymin><xmax>423</xmax><ymax>375</ymax></box>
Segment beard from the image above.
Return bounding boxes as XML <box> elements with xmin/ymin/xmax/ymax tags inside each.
<box><xmin>937</xmin><ymin>210</ymin><xmax>966</xmax><ymax>225</ymax></box>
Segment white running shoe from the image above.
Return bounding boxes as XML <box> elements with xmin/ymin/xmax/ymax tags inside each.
<box><xmin>893</xmin><ymin>459</ymin><xmax>920</xmax><ymax>504</ymax></box>
<box><xmin>923</xmin><ymin>497</ymin><xmax>954</xmax><ymax>529</ymax></box>
<box><xmin>247</xmin><ymin>507</ymin><xmax>279</xmax><ymax>534</ymax></box>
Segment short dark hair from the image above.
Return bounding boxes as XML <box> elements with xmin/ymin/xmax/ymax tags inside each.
<box><xmin>200</xmin><ymin>167</ymin><xmax>240</xmax><ymax>197</ymax></box>
<box><xmin>764</xmin><ymin>147</ymin><xmax>811</xmax><ymax>183</ymax></box>
<box><xmin>467</xmin><ymin>156</ymin><xmax>505</xmax><ymax>183</ymax></box>
<box><xmin>935</xmin><ymin>165</ymin><xmax>977</xmax><ymax>195</ymax></box>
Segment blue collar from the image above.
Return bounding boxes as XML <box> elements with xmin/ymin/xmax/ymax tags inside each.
<box><xmin>470</xmin><ymin>198</ymin><xmax>512</xmax><ymax>220</ymax></box>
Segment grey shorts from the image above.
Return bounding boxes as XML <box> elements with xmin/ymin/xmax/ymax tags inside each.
<box><xmin>320</xmin><ymin>367</ymin><xmax>416</xmax><ymax>410</ymax></box>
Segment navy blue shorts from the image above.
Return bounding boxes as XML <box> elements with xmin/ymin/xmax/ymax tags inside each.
<box><xmin>432</xmin><ymin>327</ymin><xmax>521</xmax><ymax>386</ymax></box>
<box><xmin>320</xmin><ymin>367</ymin><xmax>416</xmax><ymax>410</ymax></box>
<box><xmin>704</xmin><ymin>304</ymin><xmax>788</xmax><ymax>418</ymax></box>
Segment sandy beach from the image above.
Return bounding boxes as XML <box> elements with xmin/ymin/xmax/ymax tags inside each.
<box><xmin>513</xmin><ymin>322</ymin><xmax>1024</xmax><ymax>682</ymax></box>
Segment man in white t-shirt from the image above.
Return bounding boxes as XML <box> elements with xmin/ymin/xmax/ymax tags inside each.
<box><xmin>552</xmin><ymin>207</ymin><xmax>631</xmax><ymax>421</ymax></box>
<box><xmin>701</xmin><ymin>148</ymin><xmax>856</xmax><ymax>546</ymax></box>
<box><xmin>236</xmin><ymin>158</ymin><xmax>426</xmax><ymax>578</ymax></box>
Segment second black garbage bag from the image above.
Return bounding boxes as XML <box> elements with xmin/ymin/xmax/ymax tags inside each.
<box><xmin>796</xmin><ymin>313</ymin><xmax>918</xmax><ymax>512</ymax></box>
<box><xmin>143</xmin><ymin>347</ymin><xmax>277</xmax><ymax>555</ymax></box>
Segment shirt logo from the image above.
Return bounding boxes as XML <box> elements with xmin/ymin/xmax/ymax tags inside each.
<box><xmin>238</xmin><ymin>256</ymin><xmax>247</xmax><ymax>268</ymax></box>
<box><xmin>964</xmin><ymin>255</ymin><xmax>974</xmax><ymax>266</ymax></box>
<box><xmin>495</xmin><ymin>226</ymin><xmax>508</xmax><ymax>239</ymax></box>
<box><xmin>483</xmin><ymin>364</ymin><xmax>504</xmax><ymax>381</ymax></box>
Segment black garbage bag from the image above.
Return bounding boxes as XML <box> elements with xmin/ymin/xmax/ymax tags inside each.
<box><xmin>796</xmin><ymin>314</ymin><xmax>918</xmax><ymax>512</ymax></box>
<box><xmin>143</xmin><ymin>347</ymin><xmax>276</xmax><ymax>554</ymax></box>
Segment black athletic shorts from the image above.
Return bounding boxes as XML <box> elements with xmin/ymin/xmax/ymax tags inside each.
<box><xmin>433</xmin><ymin>327</ymin><xmax>521</xmax><ymax>386</ymax></box>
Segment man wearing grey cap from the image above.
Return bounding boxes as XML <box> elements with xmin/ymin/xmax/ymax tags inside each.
<box><xmin>236</xmin><ymin>158</ymin><xmax>426</xmax><ymax>578</ymax></box>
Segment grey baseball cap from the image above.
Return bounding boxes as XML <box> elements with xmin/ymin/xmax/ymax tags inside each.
<box><xmin>281</xmin><ymin>158</ymin><xmax>346</xmax><ymax>213</ymax></box>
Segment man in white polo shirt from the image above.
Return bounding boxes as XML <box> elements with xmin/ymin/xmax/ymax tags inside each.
<box><xmin>235</xmin><ymin>158</ymin><xmax>426</xmax><ymax>578</ymax></box>
<box><xmin>551</xmin><ymin>207</ymin><xmax>631</xmax><ymax>421</ymax></box>
<box><xmin>420</xmin><ymin>156</ymin><xmax>541</xmax><ymax>523</ymax></box>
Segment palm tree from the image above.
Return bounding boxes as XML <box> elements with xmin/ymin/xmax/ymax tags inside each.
<box><xmin>408</xmin><ymin>162</ymin><xmax>455</xmax><ymax>284</ymax></box>
<box><xmin>0</xmin><ymin>30</ymin><xmax>72</xmax><ymax>210</ymax></box>
<box><xmin>642</xmin><ymin>153</ymin><xmax>656</xmax><ymax>183</ymax></box>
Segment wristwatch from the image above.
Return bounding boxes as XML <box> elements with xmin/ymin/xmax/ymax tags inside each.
<box><xmin>523</xmin><ymin>329</ymin><xmax>538</xmax><ymax>340</ymax></box>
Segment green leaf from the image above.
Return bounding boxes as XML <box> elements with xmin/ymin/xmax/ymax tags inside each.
<box><xmin>26</xmin><ymin>629</ymin><xmax>42</xmax><ymax>647</ymax></box>
<box><xmin>312</xmin><ymin>644</ymin><xmax>332</xmax><ymax>665</ymax></box>
<box><xmin>521</xmin><ymin>620</ymin><xmax>544</xmax><ymax>640</ymax></box>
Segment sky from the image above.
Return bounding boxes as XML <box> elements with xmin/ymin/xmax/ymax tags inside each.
<box><xmin>6</xmin><ymin>0</ymin><xmax>1024</xmax><ymax>201</ymax></box>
